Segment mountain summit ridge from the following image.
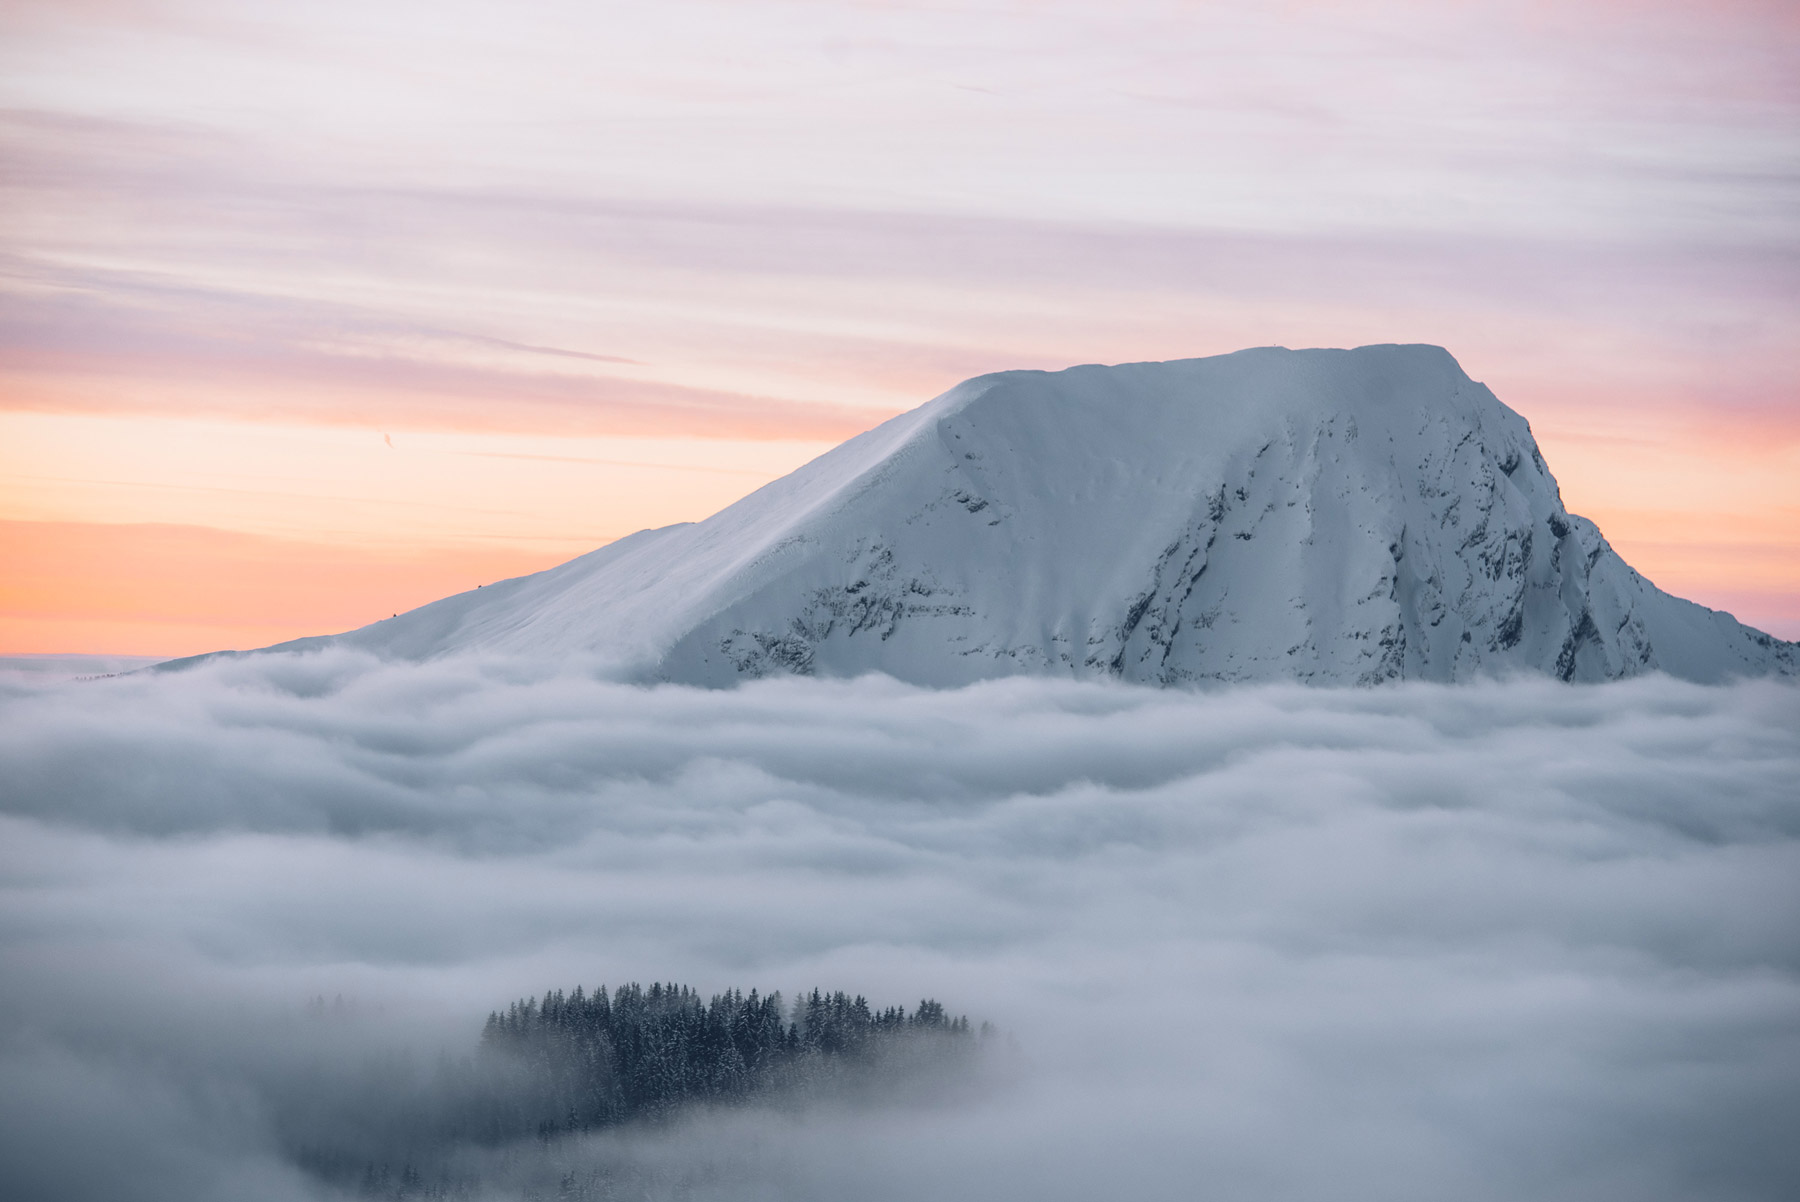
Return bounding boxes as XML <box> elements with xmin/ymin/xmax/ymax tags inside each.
<box><xmin>214</xmin><ymin>345</ymin><xmax>1795</xmax><ymax>685</ymax></box>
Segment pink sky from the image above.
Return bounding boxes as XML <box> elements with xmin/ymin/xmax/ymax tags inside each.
<box><xmin>2</xmin><ymin>0</ymin><xmax>1797</xmax><ymax>654</ymax></box>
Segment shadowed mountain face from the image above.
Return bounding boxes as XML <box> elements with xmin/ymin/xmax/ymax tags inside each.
<box><xmin>228</xmin><ymin>345</ymin><xmax>1794</xmax><ymax>685</ymax></box>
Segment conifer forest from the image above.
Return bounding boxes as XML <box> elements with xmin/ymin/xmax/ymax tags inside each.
<box><xmin>292</xmin><ymin>982</ymin><xmax>990</xmax><ymax>1199</ymax></box>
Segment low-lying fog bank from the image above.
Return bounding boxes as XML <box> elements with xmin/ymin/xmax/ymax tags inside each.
<box><xmin>2</xmin><ymin>654</ymin><xmax>1797</xmax><ymax>1200</ymax></box>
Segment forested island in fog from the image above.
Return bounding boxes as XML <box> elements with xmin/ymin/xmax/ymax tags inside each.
<box><xmin>293</xmin><ymin>982</ymin><xmax>990</xmax><ymax>1199</ymax></box>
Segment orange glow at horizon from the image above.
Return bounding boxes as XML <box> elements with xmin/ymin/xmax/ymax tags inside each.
<box><xmin>1535</xmin><ymin>429</ymin><xmax>1800</xmax><ymax>641</ymax></box>
<box><xmin>0</xmin><ymin>412</ymin><xmax>843</xmax><ymax>655</ymax></box>
<box><xmin>0</xmin><ymin>520</ymin><xmax>575</xmax><ymax>657</ymax></box>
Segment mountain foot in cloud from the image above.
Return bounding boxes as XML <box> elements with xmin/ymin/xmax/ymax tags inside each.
<box><xmin>244</xmin><ymin>345</ymin><xmax>1795</xmax><ymax>685</ymax></box>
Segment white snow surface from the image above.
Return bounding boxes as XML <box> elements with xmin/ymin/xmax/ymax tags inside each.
<box><xmin>243</xmin><ymin>345</ymin><xmax>1794</xmax><ymax>686</ymax></box>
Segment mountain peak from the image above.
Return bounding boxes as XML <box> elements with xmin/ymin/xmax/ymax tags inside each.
<box><xmin>228</xmin><ymin>345</ymin><xmax>1794</xmax><ymax>685</ymax></box>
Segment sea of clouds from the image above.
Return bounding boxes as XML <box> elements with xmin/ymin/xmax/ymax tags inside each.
<box><xmin>1</xmin><ymin>651</ymin><xmax>1797</xmax><ymax>1200</ymax></box>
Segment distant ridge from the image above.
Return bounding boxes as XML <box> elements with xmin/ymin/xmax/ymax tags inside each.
<box><xmin>175</xmin><ymin>345</ymin><xmax>1796</xmax><ymax>685</ymax></box>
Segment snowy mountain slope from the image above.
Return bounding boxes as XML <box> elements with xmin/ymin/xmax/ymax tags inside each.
<box><xmin>229</xmin><ymin>345</ymin><xmax>1796</xmax><ymax>685</ymax></box>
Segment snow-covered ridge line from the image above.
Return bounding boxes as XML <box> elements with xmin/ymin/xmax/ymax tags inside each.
<box><xmin>172</xmin><ymin>345</ymin><xmax>1796</xmax><ymax>685</ymax></box>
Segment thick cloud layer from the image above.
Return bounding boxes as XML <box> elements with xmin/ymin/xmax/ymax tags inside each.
<box><xmin>2</xmin><ymin>653</ymin><xmax>1797</xmax><ymax>1200</ymax></box>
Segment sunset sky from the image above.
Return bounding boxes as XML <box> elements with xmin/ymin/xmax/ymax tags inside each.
<box><xmin>3</xmin><ymin>0</ymin><xmax>1797</xmax><ymax>656</ymax></box>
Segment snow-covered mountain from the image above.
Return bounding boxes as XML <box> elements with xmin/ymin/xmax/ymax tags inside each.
<box><xmin>228</xmin><ymin>345</ymin><xmax>1795</xmax><ymax>685</ymax></box>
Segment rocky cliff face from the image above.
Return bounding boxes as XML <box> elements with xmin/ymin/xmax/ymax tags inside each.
<box><xmin>234</xmin><ymin>345</ymin><xmax>1796</xmax><ymax>686</ymax></box>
